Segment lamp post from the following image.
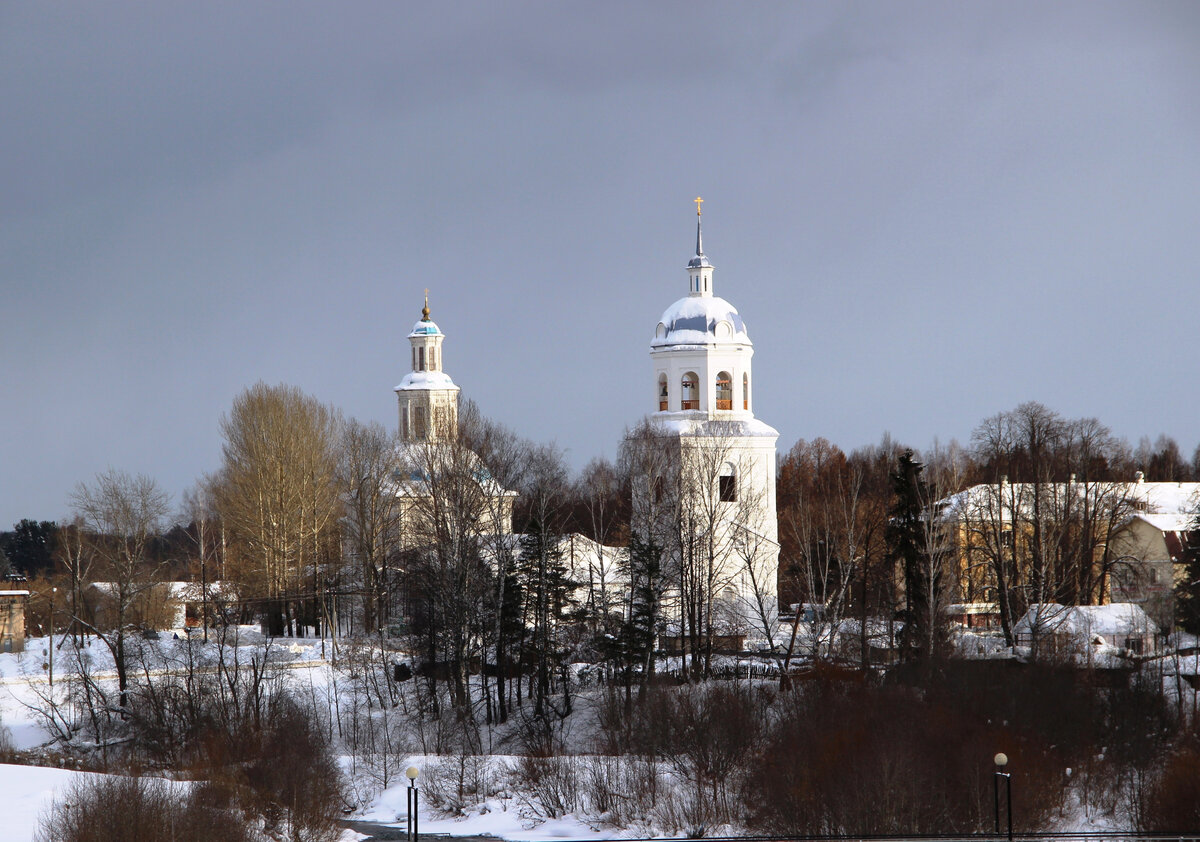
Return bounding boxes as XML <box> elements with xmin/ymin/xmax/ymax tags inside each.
<box><xmin>48</xmin><ymin>587</ymin><xmax>56</xmax><ymax>687</ymax></box>
<box><xmin>993</xmin><ymin>752</ymin><xmax>1012</xmax><ymax>841</ymax></box>
<box><xmin>406</xmin><ymin>765</ymin><xmax>420</xmax><ymax>842</ymax></box>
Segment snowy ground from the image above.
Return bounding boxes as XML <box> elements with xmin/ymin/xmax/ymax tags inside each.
<box><xmin>1</xmin><ymin>763</ymin><xmax>108</xmax><ymax>842</ymax></box>
<box><xmin>5</xmin><ymin>630</ymin><xmax>1197</xmax><ymax>840</ymax></box>
<box><xmin>358</xmin><ymin>766</ymin><xmax>613</xmax><ymax>842</ymax></box>
<box><xmin>0</xmin><ymin>634</ymin><xmax>619</xmax><ymax>842</ymax></box>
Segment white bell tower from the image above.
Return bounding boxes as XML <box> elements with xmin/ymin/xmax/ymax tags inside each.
<box><xmin>395</xmin><ymin>292</ymin><xmax>459</xmax><ymax>442</ymax></box>
<box><xmin>642</xmin><ymin>200</ymin><xmax>781</xmax><ymax>641</ymax></box>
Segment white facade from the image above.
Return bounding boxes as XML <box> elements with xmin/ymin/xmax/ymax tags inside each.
<box><xmin>640</xmin><ymin>206</ymin><xmax>781</xmax><ymax>640</ymax></box>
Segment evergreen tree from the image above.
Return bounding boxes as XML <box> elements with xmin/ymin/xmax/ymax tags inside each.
<box><xmin>517</xmin><ymin>518</ymin><xmax>577</xmax><ymax>717</ymax></box>
<box><xmin>0</xmin><ymin>519</ymin><xmax>57</xmax><ymax>576</ymax></box>
<box><xmin>886</xmin><ymin>450</ymin><xmax>945</xmax><ymax>660</ymax></box>
<box><xmin>494</xmin><ymin>556</ymin><xmax>525</xmax><ymax>720</ymax></box>
<box><xmin>624</xmin><ymin>531</ymin><xmax>665</xmax><ymax>697</ymax></box>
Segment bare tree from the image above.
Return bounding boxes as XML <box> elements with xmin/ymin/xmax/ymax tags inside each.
<box><xmin>777</xmin><ymin>438</ymin><xmax>894</xmax><ymax>664</ymax></box>
<box><xmin>647</xmin><ymin>419</ymin><xmax>771</xmax><ymax>679</ymax></box>
<box><xmin>69</xmin><ymin>468</ymin><xmax>170</xmax><ymax>708</ymax></box>
<box><xmin>215</xmin><ymin>382</ymin><xmax>342</xmax><ymax>636</ymax></box>
<box><xmin>570</xmin><ymin>458</ymin><xmax>629</xmax><ymax>641</ymax></box>
<box><xmin>180</xmin><ymin>478</ymin><xmax>222</xmax><ymax>643</ymax></box>
<box><xmin>400</xmin><ymin>414</ymin><xmax>501</xmax><ymax>715</ymax></box>
<box><xmin>964</xmin><ymin>405</ymin><xmax>1138</xmax><ymax>645</ymax></box>
<box><xmin>339</xmin><ymin>418</ymin><xmax>403</xmax><ymax>635</ymax></box>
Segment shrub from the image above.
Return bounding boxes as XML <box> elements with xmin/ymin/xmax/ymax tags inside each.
<box><xmin>35</xmin><ymin>774</ymin><xmax>254</xmax><ymax>842</ymax></box>
<box><xmin>1140</xmin><ymin>742</ymin><xmax>1200</xmax><ymax>831</ymax></box>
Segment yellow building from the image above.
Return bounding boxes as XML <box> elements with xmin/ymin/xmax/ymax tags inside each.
<box><xmin>939</xmin><ymin>477</ymin><xmax>1199</xmax><ymax>629</ymax></box>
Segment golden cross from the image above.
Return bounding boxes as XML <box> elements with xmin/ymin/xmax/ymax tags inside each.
<box><xmin>694</xmin><ymin>196</ymin><xmax>703</xmax><ymax>216</ymax></box>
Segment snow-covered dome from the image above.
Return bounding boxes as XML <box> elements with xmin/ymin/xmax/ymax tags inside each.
<box><xmin>651</xmin><ymin>295</ymin><xmax>749</xmax><ymax>348</ymax></box>
<box><xmin>395</xmin><ymin>370</ymin><xmax>456</xmax><ymax>391</ymax></box>
<box><xmin>410</xmin><ymin>319</ymin><xmax>441</xmax><ymax>337</ymax></box>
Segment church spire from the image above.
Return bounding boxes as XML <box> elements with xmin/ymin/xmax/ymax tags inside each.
<box><xmin>686</xmin><ymin>197</ymin><xmax>713</xmax><ymax>295</ymax></box>
<box><xmin>421</xmin><ymin>288</ymin><xmax>431</xmax><ymax>321</ymax></box>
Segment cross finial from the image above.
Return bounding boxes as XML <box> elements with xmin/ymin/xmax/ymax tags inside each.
<box><xmin>694</xmin><ymin>196</ymin><xmax>703</xmax><ymax>217</ymax></box>
<box><xmin>421</xmin><ymin>289</ymin><xmax>430</xmax><ymax>321</ymax></box>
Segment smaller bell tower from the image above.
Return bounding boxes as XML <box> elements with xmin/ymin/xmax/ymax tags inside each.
<box><xmin>395</xmin><ymin>292</ymin><xmax>460</xmax><ymax>442</ymax></box>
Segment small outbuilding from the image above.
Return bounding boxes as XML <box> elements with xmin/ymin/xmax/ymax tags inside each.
<box><xmin>1013</xmin><ymin>602</ymin><xmax>1159</xmax><ymax>657</ymax></box>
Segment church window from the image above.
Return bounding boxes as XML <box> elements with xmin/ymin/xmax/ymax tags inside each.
<box><xmin>414</xmin><ymin>406</ymin><xmax>427</xmax><ymax>440</ymax></box>
<box><xmin>681</xmin><ymin>372</ymin><xmax>699</xmax><ymax>410</ymax></box>
<box><xmin>418</xmin><ymin>347</ymin><xmax>426</xmax><ymax>371</ymax></box>
<box><xmin>653</xmin><ymin>476</ymin><xmax>665</xmax><ymax>504</ymax></box>
<box><xmin>716</xmin><ymin>372</ymin><xmax>732</xmax><ymax>410</ymax></box>
<box><xmin>743</xmin><ymin>373</ymin><xmax>749</xmax><ymax>410</ymax></box>
<box><xmin>719</xmin><ymin>465</ymin><xmax>737</xmax><ymax>503</ymax></box>
<box><xmin>401</xmin><ymin>407</ymin><xmax>409</xmax><ymax>440</ymax></box>
<box><xmin>658</xmin><ymin>374</ymin><xmax>668</xmax><ymax>411</ymax></box>
<box><xmin>412</xmin><ymin>348</ymin><xmax>417</xmax><ymax>371</ymax></box>
<box><xmin>430</xmin><ymin>348</ymin><xmax>437</xmax><ymax>371</ymax></box>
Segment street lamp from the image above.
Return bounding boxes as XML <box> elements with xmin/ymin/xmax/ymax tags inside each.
<box><xmin>48</xmin><ymin>587</ymin><xmax>56</xmax><ymax>687</ymax></box>
<box><xmin>993</xmin><ymin>752</ymin><xmax>1012</xmax><ymax>842</ymax></box>
<box><xmin>406</xmin><ymin>765</ymin><xmax>420</xmax><ymax>842</ymax></box>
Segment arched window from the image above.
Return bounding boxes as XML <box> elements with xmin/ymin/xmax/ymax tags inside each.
<box><xmin>401</xmin><ymin>406</ymin><xmax>409</xmax><ymax>440</ymax></box>
<box><xmin>719</xmin><ymin>463</ymin><xmax>737</xmax><ymax>502</ymax></box>
<box><xmin>653</xmin><ymin>475</ymin><xmax>665</xmax><ymax>504</ymax></box>
<box><xmin>743</xmin><ymin>373</ymin><xmax>750</xmax><ymax>410</ymax></box>
<box><xmin>412</xmin><ymin>347</ymin><xmax>417</xmax><ymax>371</ymax></box>
<box><xmin>418</xmin><ymin>347</ymin><xmax>426</xmax><ymax>371</ymax></box>
<box><xmin>715</xmin><ymin>371</ymin><xmax>732</xmax><ymax>410</ymax></box>
<box><xmin>658</xmin><ymin>374</ymin><xmax>668</xmax><ymax>411</ymax></box>
<box><xmin>681</xmin><ymin>372</ymin><xmax>699</xmax><ymax>410</ymax></box>
<box><xmin>414</xmin><ymin>406</ymin><xmax>427</xmax><ymax>439</ymax></box>
<box><xmin>429</xmin><ymin>348</ymin><xmax>437</xmax><ymax>371</ymax></box>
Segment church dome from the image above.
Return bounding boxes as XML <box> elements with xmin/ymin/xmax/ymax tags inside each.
<box><xmin>410</xmin><ymin>319</ymin><xmax>441</xmax><ymax>337</ymax></box>
<box><xmin>651</xmin><ymin>295</ymin><xmax>749</xmax><ymax>348</ymax></box>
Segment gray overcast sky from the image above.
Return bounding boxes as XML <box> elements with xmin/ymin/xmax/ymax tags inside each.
<box><xmin>3</xmin><ymin>1</ymin><xmax>1200</xmax><ymax>527</ymax></box>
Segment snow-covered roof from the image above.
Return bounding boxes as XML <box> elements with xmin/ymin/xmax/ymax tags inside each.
<box><xmin>1133</xmin><ymin>512</ymin><xmax>1196</xmax><ymax>532</ymax></box>
<box><xmin>409</xmin><ymin>318</ymin><xmax>441</xmax><ymax>336</ymax></box>
<box><xmin>652</xmin><ymin>415</ymin><xmax>779</xmax><ymax>439</ymax></box>
<box><xmin>86</xmin><ymin>581</ymin><xmax>232</xmax><ymax>600</ymax></box>
<box><xmin>164</xmin><ymin>581</ymin><xmax>233</xmax><ymax>600</ymax></box>
<box><xmin>939</xmin><ymin>481</ymin><xmax>1200</xmax><ymax>523</ymax></box>
<box><xmin>394</xmin><ymin>370</ymin><xmax>458</xmax><ymax>391</ymax></box>
<box><xmin>1012</xmin><ymin>603</ymin><xmax>1158</xmax><ymax>637</ymax></box>
<box><xmin>651</xmin><ymin>295</ymin><xmax>750</xmax><ymax>349</ymax></box>
<box><xmin>0</xmin><ymin>590</ymin><xmax>29</xmax><ymax>597</ymax></box>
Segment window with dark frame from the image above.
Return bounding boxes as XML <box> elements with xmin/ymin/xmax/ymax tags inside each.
<box><xmin>719</xmin><ymin>473</ymin><xmax>737</xmax><ymax>502</ymax></box>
